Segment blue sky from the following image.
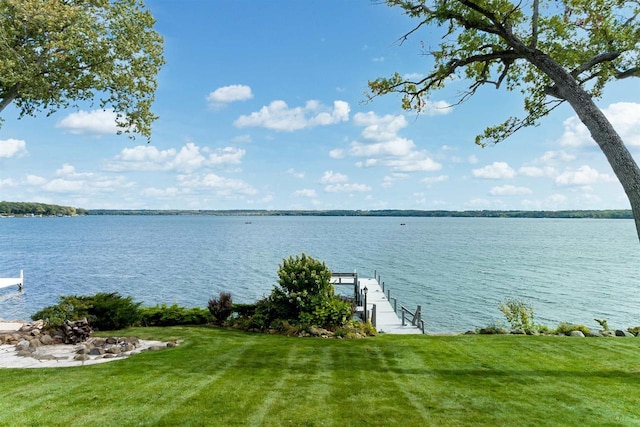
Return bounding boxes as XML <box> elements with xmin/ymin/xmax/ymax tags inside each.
<box><xmin>1</xmin><ymin>0</ymin><xmax>640</xmax><ymax>211</ymax></box>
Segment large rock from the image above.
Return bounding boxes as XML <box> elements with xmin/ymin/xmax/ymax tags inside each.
<box><xmin>569</xmin><ymin>330</ymin><xmax>585</xmax><ymax>338</ymax></box>
<box><xmin>15</xmin><ymin>340</ymin><xmax>30</xmax><ymax>352</ymax></box>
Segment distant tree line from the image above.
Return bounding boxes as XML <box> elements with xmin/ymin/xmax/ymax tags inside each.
<box><xmin>85</xmin><ymin>209</ymin><xmax>634</xmax><ymax>219</ymax></box>
<box><xmin>0</xmin><ymin>201</ymin><xmax>87</xmax><ymax>216</ymax></box>
<box><xmin>2</xmin><ymin>203</ymin><xmax>632</xmax><ymax>219</ymax></box>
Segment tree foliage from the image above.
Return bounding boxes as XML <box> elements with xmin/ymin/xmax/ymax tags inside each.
<box><xmin>368</xmin><ymin>0</ymin><xmax>640</xmax><ymax>240</ymax></box>
<box><xmin>0</xmin><ymin>0</ymin><xmax>164</xmax><ymax>140</ymax></box>
<box><xmin>241</xmin><ymin>254</ymin><xmax>353</xmax><ymax>331</ymax></box>
<box><xmin>0</xmin><ymin>201</ymin><xmax>86</xmax><ymax>216</ymax></box>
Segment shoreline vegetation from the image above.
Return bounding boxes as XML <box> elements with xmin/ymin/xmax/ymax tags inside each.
<box><xmin>1</xmin><ymin>201</ymin><xmax>634</xmax><ymax>219</ymax></box>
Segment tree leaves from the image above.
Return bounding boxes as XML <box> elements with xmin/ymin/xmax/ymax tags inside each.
<box><xmin>0</xmin><ymin>0</ymin><xmax>164</xmax><ymax>141</ymax></box>
<box><xmin>368</xmin><ymin>0</ymin><xmax>640</xmax><ymax>146</ymax></box>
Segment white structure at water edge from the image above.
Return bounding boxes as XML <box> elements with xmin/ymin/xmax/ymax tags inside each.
<box><xmin>0</xmin><ymin>270</ymin><xmax>23</xmax><ymax>291</ymax></box>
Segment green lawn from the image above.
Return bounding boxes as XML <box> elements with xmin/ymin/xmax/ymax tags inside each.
<box><xmin>1</xmin><ymin>326</ymin><xmax>639</xmax><ymax>426</ymax></box>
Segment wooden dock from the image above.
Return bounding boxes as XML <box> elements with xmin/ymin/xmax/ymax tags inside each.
<box><xmin>0</xmin><ymin>270</ymin><xmax>23</xmax><ymax>291</ymax></box>
<box><xmin>332</xmin><ymin>272</ymin><xmax>423</xmax><ymax>334</ymax></box>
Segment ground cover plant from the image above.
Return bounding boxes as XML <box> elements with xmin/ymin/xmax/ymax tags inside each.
<box><xmin>1</xmin><ymin>326</ymin><xmax>639</xmax><ymax>426</ymax></box>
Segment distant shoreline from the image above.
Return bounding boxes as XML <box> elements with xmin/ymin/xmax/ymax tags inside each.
<box><xmin>84</xmin><ymin>209</ymin><xmax>634</xmax><ymax>219</ymax></box>
<box><xmin>2</xmin><ymin>201</ymin><xmax>634</xmax><ymax>219</ymax></box>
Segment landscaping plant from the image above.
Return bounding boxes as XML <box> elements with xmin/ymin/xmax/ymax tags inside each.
<box><xmin>499</xmin><ymin>298</ymin><xmax>536</xmax><ymax>334</ymax></box>
<box><xmin>208</xmin><ymin>292</ymin><xmax>233</xmax><ymax>325</ymax></box>
<box><xmin>230</xmin><ymin>253</ymin><xmax>354</xmax><ymax>332</ymax></box>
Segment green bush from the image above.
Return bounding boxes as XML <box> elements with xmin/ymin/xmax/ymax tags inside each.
<box><xmin>32</xmin><ymin>292</ymin><xmax>141</xmax><ymax>331</ymax></box>
<box><xmin>594</xmin><ymin>318</ymin><xmax>610</xmax><ymax>331</ymax></box>
<box><xmin>476</xmin><ymin>322</ymin><xmax>507</xmax><ymax>335</ymax></box>
<box><xmin>499</xmin><ymin>298</ymin><xmax>535</xmax><ymax>333</ymax></box>
<box><xmin>627</xmin><ymin>326</ymin><xmax>640</xmax><ymax>336</ymax></box>
<box><xmin>208</xmin><ymin>292</ymin><xmax>233</xmax><ymax>325</ymax></box>
<box><xmin>555</xmin><ymin>322</ymin><xmax>591</xmax><ymax>336</ymax></box>
<box><xmin>230</xmin><ymin>253</ymin><xmax>356</xmax><ymax>333</ymax></box>
<box><xmin>298</xmin><ymin>296</ymin><xmax>353</xmax><ymax>329</ymax></box>
<box><xmin>88</xmin><ymin>292</ymin><xmax>141</xmax><ymax>330</ymax></box>
<box><xmin>32</xmin><ymin>303</ymin><xmax>74</xmax><ymax>330</ymax></box>
<box><xmin>139</xmin><ymin>304</ymin><xmax>211</xmax><ymax>327</ymax></box>
<box><xmin>231</xmin><ymin>303</ymin><xmax>256</xmax><ymax>317</ymax></box>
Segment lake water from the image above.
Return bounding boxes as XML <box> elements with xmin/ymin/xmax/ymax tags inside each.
<box><xmin>0</xmin><ymin>215</ymin><xmax>638</xmax><ymax>333</ymax></box>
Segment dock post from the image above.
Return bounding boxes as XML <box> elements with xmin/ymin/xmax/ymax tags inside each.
<box><xmin>372</xmin><ymin>304</ymin><xmax>377</xmax><ymax>328</ymax></box>
<box><xmin>402</xmin><ymin>310</ymin><xmax>406</xmax><ymax>326</ymax></box>
<box><xmin>413</xmin><ymin>305</ymin><xmax>422</xmax><ymax>326</ymax></box>
<box><xmin>363</xmin><ymin>286</ymin><xmax>368</xmax><ymax>323</ymax></box>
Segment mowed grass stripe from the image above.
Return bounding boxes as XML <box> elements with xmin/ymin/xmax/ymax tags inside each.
<box><xmin>244</xmin><ymin>344</ymin><xmax>300</xmax><ymax>426</ymax></box>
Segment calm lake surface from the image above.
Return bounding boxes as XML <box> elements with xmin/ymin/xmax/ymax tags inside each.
<box><xmin>1</xmin><ymin>215</ymin><xmax>638</xmax><ymax>333</ymax></box>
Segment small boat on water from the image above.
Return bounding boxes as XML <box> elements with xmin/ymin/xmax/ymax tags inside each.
<box><xmin>0</xmin><ymin>270</ymin><xmax>23</xmax><ymax>291</ymax></box>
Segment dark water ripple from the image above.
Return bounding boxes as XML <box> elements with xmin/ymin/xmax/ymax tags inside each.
<box><xmin>0</xmin><ymin>215</ymin><xmax>638</xmax><ymax>333</ymax></box>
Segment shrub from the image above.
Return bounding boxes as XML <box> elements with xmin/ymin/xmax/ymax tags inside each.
<box><xmin>627</xmin><ymin>326</ymin><xmax>640</xmax><ymax>336</ymax></box>
<box><xmin>334</xmin><ymin>320</ymin><xmax>377</xmax><ymax>338</ymax></box>
<box><xmin>32</xmin><ymin>292</ymin><xmax>141</xmax><ymax>331</ymax></box>
<box><xmin>231</xmin><ymin>303</ymin><xmax>256</xmax><ymax>317</ymax></box>
<box><xmin>555</xmin><ymin>322</ymin><xmax>591</xmax><ymax>336</ymax></box>
<box><xmin>139</xmin><ymin>304</ymin><xmax>211</xmax><ymax>326</ymax></box>
<box><xmin>535</xmin><ymin>324</ymin><xmax>552</xmax><ymax>335</ymax></box>
<box><xmin>594</xmin><ymin>318</ymin><xmax>610</xmax><ymax>331</ymax></box>
<box><xmin>32</xmin><ymin>304</ymin><xmax>74</xmax><ymax>330</ymax></box>
<box><xmin>298</xmin><ymin>296</ymin><xmax>354</xmax><ymax>329</ymax></box>
<box><xmin>208</xmin><ymin>292</ymin><xmax>233</xmax><ymax>325</ymax></box>
<box><xmin>476</xmin><ymin>322</ymin><xmax>507</xmax><ymax>335</ymax></box>
<box><xmin>230</xmin><ymin>253</ymin><xmax>355</xmax><ymax>333</ymax></box>
<box><xmin>499</xmin><ymin>298</ymin><xmax>535</xmax><ymax>333</ymax></box>
<box><xmin>88</xmin><ymin>292</ymin><xmax>141</xmax><ymax>330</ymax></box>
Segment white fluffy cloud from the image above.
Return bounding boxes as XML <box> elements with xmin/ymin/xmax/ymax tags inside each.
<box><xmin>207</xmin><ymin>84</ymin><xmax>254</xmax><ymax>108</ymax></box>
<box><xmin>518</xmin><ymin>166</ymin><xmax>557</xmax><ymax>178</ymax></box>
<box><xmin>555</xmin><ymin>165</ymin><xmax>615</xmax><ymax>186</ymax></box>
<box><xmin>105</xmin><ymin>142</ymin><xmax>245</xmax><ymax>173</ymax></box>
<box><xmin>0</xmin><ymin>139</ymin><xmax>27</xmax><ymax>158</ymax></box>
<box><xmin>346</xmin><ymin>112</ymin><xmax>442</xmax><ymax>173</ymax></box>
<box><xmin>13</xmin><ymin>163</ymin><xmax>134</xmax><ymax>197</ymax></box>
<box><xmin>324</xmin><ymin>183</ymin><xmax>371</xmax><ymax>193</ymax></box>
<box><xmin>234</xmin><ymin>100</ymin><xmax>350</xmax><ymax>131</ymax></box>
<box><xmin>559</xmin><ymin>102</ymin><xmax>640</xmax><ymax>147</ymax></box>
<box><xmin>472</xmin><ymin>162</ymin><xmax>516</xmax><ymax>179</ymax></box>
<box><xmin>56</xmin><ymin>109</ymin><xmax>121</xmax><ymax>135</ymax></box>
<box><xmin>320</xmin><ymin>171</ymin><xmax>349</xmax><ymax>184</ymax></box>
<box><xmin>489</xmin><ymin>185</ymin><xmax>532</xmax><ymax>196</ymax></box>
<box><xmin>178</xmin><ymin>173</ymin><xmax>257</xmax><ymax>196</ymax></box>
<box><xmin>422</xmin><ymin>100</ymin><xmax>453</xmax><ymax>116</ymax></box>
<box><xmin>421</xmin><ymin>175</ymin><xmax>449</xmax><ymax>185</ymax></box>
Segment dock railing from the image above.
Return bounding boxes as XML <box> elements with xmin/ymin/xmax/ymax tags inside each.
<box><xmin>401</xmin><ymin>305</ymin><xmax>425</xmax><ymax>334</ymax></box>
<box><xmin>374</xmin><ymin>270</ymin><xmax>426</xmax><ymax>334</ymax></box>
<box><xmin>333</xmin><ymin>270</ymin><xmax>426</xmax><ymax>333</ymax></box>
<box><xmin>331</xmin><ymin>271</ymin><xmax>359</xmax><ymax>303</ymax></box>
